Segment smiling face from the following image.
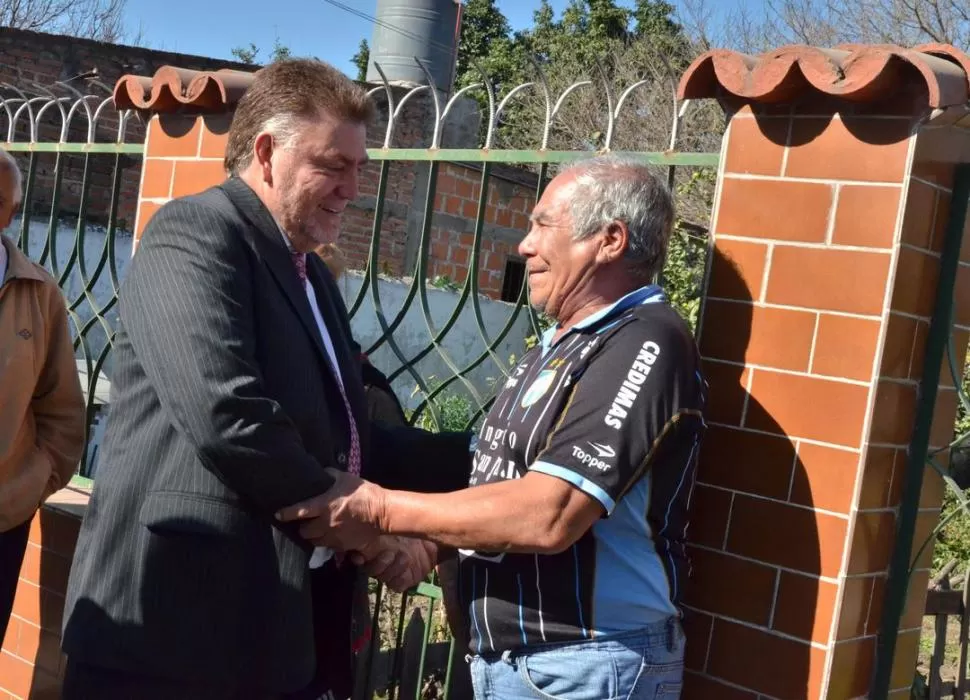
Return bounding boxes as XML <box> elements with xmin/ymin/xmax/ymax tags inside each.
<box><xmin>518</xmin><ymin>172</ymin><xmax>605</xmax><ymax>320</ymax></box>
<box><xmin>255</xmin><ymin>111</ymin><xmax>368</xmax><ymax>252</ymax></box>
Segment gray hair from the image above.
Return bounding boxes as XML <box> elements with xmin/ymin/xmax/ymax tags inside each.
<box><xmin>262</xmin><ymin>113</ymin><xmax>301</xmax><ymax>152</ymax></box>
<box><xmin>560</xmin><ymin>155</ymin><xmax>674</xmax><ymax>281</ymax></box>
<box><xmin>0</xmin><ymin>148</ymin><xmax>22</xmax><ymax>205</ymax></box>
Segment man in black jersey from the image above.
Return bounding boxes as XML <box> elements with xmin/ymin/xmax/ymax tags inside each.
<box><xmin>280</xmin><ymin>154</ymin><xmax>707</xmax><ymax>699</ymax></box>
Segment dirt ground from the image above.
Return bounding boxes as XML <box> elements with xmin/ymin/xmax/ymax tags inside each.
<box><xmin>918</xmin><ymin>616</ymin><xmax>964</xmax><ymax>693</ymax></box>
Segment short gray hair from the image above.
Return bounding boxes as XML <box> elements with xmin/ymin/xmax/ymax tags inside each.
<box><xmin>560</xmin><ymin>155</ymin><xmax>674</xmax><ymax>281</ymax></box>
<box><xmin>0</xmin><ymin>148</ymin><xmax>22</xmax><ymax>204</ymax></box>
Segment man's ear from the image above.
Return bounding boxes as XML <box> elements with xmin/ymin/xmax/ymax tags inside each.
<box><xmin>253</xmin><ymin>132</ymin><xmax>275</xmax><ymax>184</ymax></box>
<box><xmin>0</xmin><ymin>203</ymin><xmax>17</xmax><ymax>230</ymax></box>
<box><xmin>599</xmin><ymin>220</ymin><xmax>629</xmax><ymax>263</ymax></box>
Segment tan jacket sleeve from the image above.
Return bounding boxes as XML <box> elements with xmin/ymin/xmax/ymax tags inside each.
<box><xmin>32</xmin><ymin>286</ymin><xmax>85</xmax><ymax>494</ymax></box>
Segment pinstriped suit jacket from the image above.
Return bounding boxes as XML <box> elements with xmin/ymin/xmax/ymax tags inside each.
<box><xmin>61</xmin><ymin>177</ymin><xmax>472</xmax><ymax>695</ymax></box>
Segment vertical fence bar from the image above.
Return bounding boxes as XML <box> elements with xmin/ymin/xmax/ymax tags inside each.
<box><xmin>413</xmin><ymin>598</ymin><xmax>435</xmax><ymax>699</ymax></box>
<box><xmin>442</xmin><ymin>636</ymin><xmax>456</xmax><ymax>699</ymax></box>
<box><xmin>43</xmin><ymin>152</ymin><xmax>66</xmax><ymax>274</ymax></box>
<box><xmin>16</xmin><ymin>151</ymin><xmax>38</xmax><ymax>253</ymax></box>
<box><xmin>355</xmin><ymin>580</ymin><xmax>385</xmax><ymax>700</ymax></box>
<box><xmin>871</xmin><ymin>163</ymin><xmax>970</xmax><ymax>697</ymax></box>
<box><xmin>104</xmin><ymin>151</ymin><xmax>124</xmax><ymax>293</ymax></box>
<box><xmin>388</xmin><ymin>591</ymin><xmax>411</xmax><ymax>700</ymax></box>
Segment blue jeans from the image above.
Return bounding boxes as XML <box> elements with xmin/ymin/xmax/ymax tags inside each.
<box><xmin>468</xmin><ymin>618</ymin><xmax>684</xmax><ymax>700</ymax></box>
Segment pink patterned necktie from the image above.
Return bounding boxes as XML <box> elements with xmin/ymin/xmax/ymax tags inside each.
<box><xmin>292</xmin><ymin>252</ymin><xmax>361</xmax><ymax>477</ymax></box>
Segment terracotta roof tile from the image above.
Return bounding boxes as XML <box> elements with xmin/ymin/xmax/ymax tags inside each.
<box><xmin>114</xmin><ymin>65</ymin><xmax>255</xmax><ymax>112</ymax></box>
<box><xmin>678</xmin><ymin>44</ymin><xmax>970</xmax><ymax>109</ymax></box>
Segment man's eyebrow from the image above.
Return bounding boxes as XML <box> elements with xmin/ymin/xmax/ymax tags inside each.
<box><xmin>320</xmin><ymin>152</ymin><xmax>369</xmax><ymax>168</ymax></box>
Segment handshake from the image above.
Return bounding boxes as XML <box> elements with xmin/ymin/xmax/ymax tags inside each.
<box><xmin>276</xmin><ymin>468</ymin><xmax>433</xmax><ymax>593</ymax></box>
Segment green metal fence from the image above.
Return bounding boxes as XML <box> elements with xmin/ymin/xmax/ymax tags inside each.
<box><xmin>1</xmin><ymin>83</ymin><xmax>144</xmax><ymax>480</ymax></box>
<box><xmin>13</xmin><ymin>61</ymin><xmax>970</xmax><ymax>700</ymax></box>
<box><xmin>1</xmin><ymin>69</ymin><xmax>722</xmax><ymax>698</ymax></box>
<box><xmin>872</xmin><ymin>166</ymin><xmax>970</xmax><ymax>697</ymax></box>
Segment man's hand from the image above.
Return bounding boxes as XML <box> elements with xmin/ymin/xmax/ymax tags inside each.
<box><xmin>276</xmin><ymin>468</ymin><xmax>387</xmax><ymax>553</ymax></box>
<box><xmin>351</xmin><ymin>536</ymin><xmax>437</xmax><ymax>593</ymax></box>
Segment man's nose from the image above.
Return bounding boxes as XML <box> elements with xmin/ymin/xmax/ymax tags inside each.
<box><xmin>339</xmin><ymin>171</ymin><xmax>359</xmax><ymax>200</ymax></box>
<box><xmin>518</xmin><ymin>228</ymin><xmax>536</xmax><ymax>257</ymax></box>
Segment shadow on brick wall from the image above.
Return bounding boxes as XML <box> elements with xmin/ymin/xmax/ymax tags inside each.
<box><xmin>682</xmin><ymin>246</ymin><xmax>823</xmax><ymax>699</ymax></box>
<box><xmin>29</xmin><ymin>505</ymin><xmax>81</xmax><ymax>698</ymax></box>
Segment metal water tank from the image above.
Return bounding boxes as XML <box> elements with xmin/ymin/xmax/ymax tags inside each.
<box><xmin>366</xmin><ymin>0</ymin><xmax>460</xmax><ymax>91</ymax></box>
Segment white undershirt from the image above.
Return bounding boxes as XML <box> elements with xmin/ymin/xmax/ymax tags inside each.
<box><xmin>277</xmin><ymin>231</ymin><xmax>346</xmax><ymax>570</ymax></box>
<box><xmin>302</xmin><ymin>275</ymin><xmax>345</xmax><ymax>390</ymax></box>
<box><xmin>275</xmin><ymin>225</ymin><xmax>345</xmax><ymax>388</ymax></box>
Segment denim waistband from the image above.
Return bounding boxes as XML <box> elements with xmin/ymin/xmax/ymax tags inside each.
<box><xmin>471</xmin><ymin>616</ymin><xmax>683</xmax><ymax>663</ymax></box>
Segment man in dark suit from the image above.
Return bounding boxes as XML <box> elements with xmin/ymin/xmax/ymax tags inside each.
<box><xmin>61</xmin><ymin>59</ymin><xmax>469</xmax><ymax>700</ymax></box>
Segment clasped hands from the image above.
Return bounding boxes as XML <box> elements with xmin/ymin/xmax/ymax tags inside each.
<box><xmin>277</xmin><ymin>468</ymin><xmax>434</xmax><ymax>592</ymax></box>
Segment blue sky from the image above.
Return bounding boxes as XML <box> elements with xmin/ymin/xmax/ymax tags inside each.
<box><xmin>123</xmin><ymin>0</ymin><xmax>745</xmax><ymax>76</ymax></box>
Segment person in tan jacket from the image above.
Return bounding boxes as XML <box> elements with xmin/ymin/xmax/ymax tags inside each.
<box><xmin>0</xmin><ymin>148</ymin><xmax>85</xmax><ymax>644</ymax></box>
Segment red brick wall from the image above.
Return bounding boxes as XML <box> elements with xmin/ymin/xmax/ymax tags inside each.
<box><xmin>425</xmin><ymin>164</ymin><xmax>533</xmax><ymax>296</ymax></box>
<box><xmin>0</xmin><ymin>27</ymin><xmax>255</xmax><ymax>232</ymax></box>
<box><xmin>681</xmin><ymin>100</ymin><xmax>970</xmax><ymax>698</ymax></box>
<box><xmin>0</xmin><ymin>498</ymin><xmax>84</xmax><ymax>700</ymax></box>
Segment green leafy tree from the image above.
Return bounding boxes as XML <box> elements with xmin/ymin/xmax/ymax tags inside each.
<box><xmin>231</xmin><ymin>42</ymin><xmax>260</xmax><ymax>65</ymax></box>
<box><xmin>455</xmin><ymin>0</ymin><xmax>514</xmax><ymax>85</ymax></box>
<box><xmin>270</xmin><ymin>37</ymin><xmax>292</xmax><ymax>62</ymax></box>
<box><xmin>351</xmin><ymin>39</ymin><xmax>370</xmax><ymax>82</ymax></box>
<box><xmin>230</xmin><ymin>37</ymin><xmax>293</xmax><ymax>66</ymax></box>
<box><xmin>446</xmin><ymin>0</ymin><xmax>723</xmax><ymax>328</ymax></box>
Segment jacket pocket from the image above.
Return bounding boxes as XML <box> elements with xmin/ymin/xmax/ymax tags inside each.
<box><xmin>138</xmin><ymin>491</ymin><xmax>255</xmax><ymax>537</ymax></box>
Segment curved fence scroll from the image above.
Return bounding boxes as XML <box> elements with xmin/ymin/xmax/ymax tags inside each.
<box><xmin>0</xmin><ymin>79</ymin><xmax>144</xmax><ymax>477</ymax></box>
<box><xmin>2</xmin><ymin>60</ymin><xmax>722</xmax><ymax>699</ymax></box>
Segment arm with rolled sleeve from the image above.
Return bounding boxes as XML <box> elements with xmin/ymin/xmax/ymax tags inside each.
<box><xmin>374</xmin><ymin>314</ymin><xmax>706</xmax><ymax>552</ymax></box>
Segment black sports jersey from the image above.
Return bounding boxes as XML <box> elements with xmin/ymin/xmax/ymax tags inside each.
<box><xmin>459</xmin><ymin>285</ymin><xmax>707</xmax><ymax>654</ymax></box>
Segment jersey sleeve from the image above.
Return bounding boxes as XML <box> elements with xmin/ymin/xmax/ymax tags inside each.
<box><xmin>530</xmin><ymin>316</ymin><xmax>705</xmax><ymax>514</ymax></box>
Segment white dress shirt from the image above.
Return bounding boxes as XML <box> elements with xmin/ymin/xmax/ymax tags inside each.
<box><xmin>278</xmin><ymin>231</ymin><xmax>345</xmax><ymax>569</ymax></box>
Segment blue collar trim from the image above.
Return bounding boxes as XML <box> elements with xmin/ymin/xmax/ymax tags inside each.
<box><xmin>541</xmin><ymin>284</ymin><xmax>666</xmax><ymax>353</ymax></box>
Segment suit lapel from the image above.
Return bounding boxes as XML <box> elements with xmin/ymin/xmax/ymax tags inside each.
<box><xmin>219</xmin><ymin>177</ymin><xmax>333</xmax><ymax>374</ymax></box>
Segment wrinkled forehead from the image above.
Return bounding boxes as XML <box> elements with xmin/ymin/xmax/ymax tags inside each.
<box><xmin>295</xmin><ymin>112</ymin><xmax>369</xmax><ymax>166</ymax></box>
<box><xmin>531</xmin><ymin>171</ymin><xmax>579</xmax><ymax>222</ymax></box>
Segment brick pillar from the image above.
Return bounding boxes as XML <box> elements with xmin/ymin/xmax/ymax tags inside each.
<box><xmin>134</xmin><ymin>113</ymin><xmax>231</xmax><ymax>248</ymax></box>
<box><xmin>678</xmin><ymin>45</ymin><xmax>970</xmax><ymax>698</ymax></box>
<box><xmin>0</xmin><ymin>495</ymin><xmax>86</xmax><ymax>699</ymax></box>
